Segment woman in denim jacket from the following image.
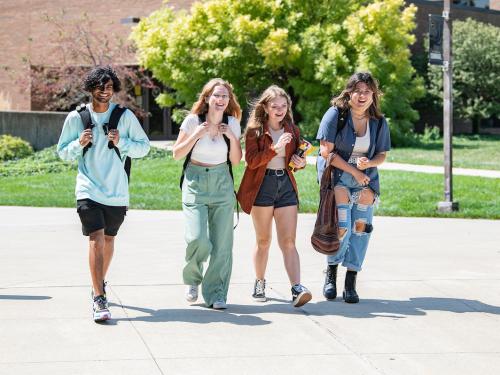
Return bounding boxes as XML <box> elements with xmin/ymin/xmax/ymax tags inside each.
<box><xmin>316</xmin><ymin>72</ymin><xmax>391</xmax><ymax>303</ymax></box>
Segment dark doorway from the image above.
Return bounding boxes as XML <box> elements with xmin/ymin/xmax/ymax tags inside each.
<box><xmin>140</xmin><ymin>85</ymin><xmax>180</xmax><ymax>140</ymax></box>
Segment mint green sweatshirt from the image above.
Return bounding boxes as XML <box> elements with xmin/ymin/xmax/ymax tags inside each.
<box><xmin>57</xmin><ymin>103</ymin><xmax>150</xmax><ymax>206</ymax></box>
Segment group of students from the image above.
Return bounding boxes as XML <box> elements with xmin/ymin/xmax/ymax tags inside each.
<box><xmin>57</xmin><ymin>66</ymin><xmax>390</xmax><ymax>322</ymax></box>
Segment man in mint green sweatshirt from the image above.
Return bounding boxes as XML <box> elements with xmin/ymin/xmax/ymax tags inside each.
<box><xmin>57</xmin><ymin>66</ymin><xmax>150</xmax><ymax>322</ymax></box>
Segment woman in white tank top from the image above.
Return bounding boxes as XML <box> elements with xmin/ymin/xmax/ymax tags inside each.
<box><xmin>173</xmin><ymin>78</ymin><xmax>242</xmax><ymax>309</ymax></box>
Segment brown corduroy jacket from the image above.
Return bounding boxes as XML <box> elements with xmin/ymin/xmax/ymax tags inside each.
<box><xmin>237</xmin><ymin>122</ymin><xmax>302</xmax><ymax>214</ymax></box>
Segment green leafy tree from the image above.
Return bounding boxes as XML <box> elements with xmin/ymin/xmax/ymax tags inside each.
<box><xmin>132</xmin><ymin>0</ymin><xmax>423</xmax><ymax>142</ymax></box>
<box><xmin>428</xmin><ymin>18</ymin><xmax>500</xmax><ymax>134</ymax></box>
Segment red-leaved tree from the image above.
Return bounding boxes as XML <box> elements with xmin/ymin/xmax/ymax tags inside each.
<box><xmin>20</xmin><ymin>10</ymin><xmax>156</xmax><ymax>117</ymax></box>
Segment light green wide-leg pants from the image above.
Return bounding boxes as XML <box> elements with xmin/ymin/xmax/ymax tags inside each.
<box><xmin>182</xmin><ymin>163</ymin><xmax>234</xmax><ymax>307</ymax></box>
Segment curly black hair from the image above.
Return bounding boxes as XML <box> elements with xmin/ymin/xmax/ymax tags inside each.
<box><xmin>82</xmin><ymin>65</ymin><xmax>122</xmax><ymax>93</ymax></box>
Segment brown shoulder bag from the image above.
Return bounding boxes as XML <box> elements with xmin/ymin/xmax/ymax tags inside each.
<box><xmin>311</xmin><ymin>153</ymin><xmax>340</xmax><ymax>255</ymax></box>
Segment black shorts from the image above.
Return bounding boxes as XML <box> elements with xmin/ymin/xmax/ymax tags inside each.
<box><xmin>253</xmin><ymin>169</ymin><xmax>298</xmax><ymax>209</ymax></box>
<box><xmin>76</xmin><ymin>199</ymin><xmax>127</xmax><ymax>236</ymax></box>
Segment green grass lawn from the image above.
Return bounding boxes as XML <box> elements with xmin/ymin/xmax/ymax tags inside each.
<box><xmin>387</xmin><ymin>134</ymin><xmax>500</xmax><ymax>171</ymax></box>
<box><xmin>1</xmin><ymin>152</ymin><xmax>499</xmax><ymax>219</ymax></box>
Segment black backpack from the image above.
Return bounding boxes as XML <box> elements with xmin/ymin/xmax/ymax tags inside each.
<box><xmin>179</xmin><ymin>113</ymin><xmax>239</xmax><ymax>228</ymax></box>
<box><xmin>76</xmin><ymin>104</ymin><xmax>132</xmax><ymax>181</ymax></box>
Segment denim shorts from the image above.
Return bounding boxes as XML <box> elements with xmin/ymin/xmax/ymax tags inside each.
<box><xmin>253</xmin><ymin>169</ymin><xmax>298</xmax><ymax>208</ymax></box>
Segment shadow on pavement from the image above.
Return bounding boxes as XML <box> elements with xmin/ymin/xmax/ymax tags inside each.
<box><xmin>108</xmin><ymin>297</ymin><xmax>500</xmax><ymax>324</ymax></box>
<box><xmin>110</xmin><ymin>303</ymin><xmax>272</xmax><ymax>326</ymax></box>
<box><xmin>0</xmin><ymin>294</ymin><xmax>52</xmax><ymax>300</ymax></box>
<box><xmin>305</xmin><ymin>297</ymin><xmax>500</xmax><ymax>319</ymax></box>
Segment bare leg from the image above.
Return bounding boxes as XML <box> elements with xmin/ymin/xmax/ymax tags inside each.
<box><xmin>274</xmin><ymin>205</ymin><xmax>300</xmax><ymax>285</ymax></box>
<box><xmin>250</xmin><ymin>206</ymin><xmax>275</xmax><ymax>280</ymax></box>
<box><xmin>89</xmin><ymin>229</ymin><xmax>105</xmax><ymax>296</ymax></box>
<box><xmin>103</xmin><ymin>235</ymin><xmax>115</xmax><ymax>279</ymax></box>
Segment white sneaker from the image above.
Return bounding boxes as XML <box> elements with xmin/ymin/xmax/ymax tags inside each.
<box><xmin>93</xmin><ymin>295</ymin><xmax>111</xmax><ymax>322</ymax></box>
<box><xmin>291</xmin><ymin>284</ymin><xmax>312</xmax><ymax>308</ymax></box>
<box><xmin>185</xmin><ymin>285</ymin><xmax>198</xmax><ymax>302</ymax></box>
<box><xmin>212</xmin><ymin>299</ymin><xmax>227</xmax><ymax>309</ymax></box>
<box><xmin>252</xmin><ymin>279</ymin><xmax>267</xmax><ymax>302</ymax></box>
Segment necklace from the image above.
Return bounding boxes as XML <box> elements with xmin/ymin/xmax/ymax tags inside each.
<box><xmin>207</xmin><ymin>123</ymin><xmax>218</xmax><ymax>141</ymax></box>
<box><xmin>353</xmin><ymin>114</ymin><xmax>367</xmax><ymax>120</ymax></box>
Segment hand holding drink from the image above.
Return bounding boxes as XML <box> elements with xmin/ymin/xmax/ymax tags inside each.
<box><xmin>289</xmin><ymin>139</ymin><xmax>312</xmax><ymax>171</ymax></box>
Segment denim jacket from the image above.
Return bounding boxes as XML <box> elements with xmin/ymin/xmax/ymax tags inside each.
<box><xmin>316</xmin><ymin>106</ymin><xmax>391</xmax><ymax>195</ymax></box>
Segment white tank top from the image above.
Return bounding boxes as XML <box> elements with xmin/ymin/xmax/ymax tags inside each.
<box><xmin>180</xmin><ymin>113</ymin><xmax>241</xmax><ymax>164</ymax></box>
<box><xmin>351</xmin><ymin>121</ymin><xmax>370</xmax><ymax>157</ymax></box>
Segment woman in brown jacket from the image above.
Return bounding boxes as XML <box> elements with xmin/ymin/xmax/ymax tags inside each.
<box><xmin>237</xmin><ymin>85</ymin><xmax>312</xmax><ymax>307</ymax></box>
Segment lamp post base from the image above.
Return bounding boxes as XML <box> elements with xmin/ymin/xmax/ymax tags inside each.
<box><xmin>437</xmin><ymin>201</ymin><xmax>459</xmax><ymax>212</ymax></box>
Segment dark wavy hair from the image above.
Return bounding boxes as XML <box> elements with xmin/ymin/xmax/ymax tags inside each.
<box><xmin>331</xmin><ymin>72</ymin><xmax>382</xmax><ymax>119</ymax></box>
<box><xmin>83</xmin><ymin>65</ymin><xmax>121</xmax><ymax>93</ymax></box>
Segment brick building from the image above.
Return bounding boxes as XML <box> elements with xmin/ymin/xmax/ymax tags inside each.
<box><xmin>0</xmin><ymin>0</ymin><xmax>194</xmax><ymax>139</ymax></box>
<box><xmin>0</xmin><ymin>0</ymin><xmax>498</xmax><ymax>139</ymax></box>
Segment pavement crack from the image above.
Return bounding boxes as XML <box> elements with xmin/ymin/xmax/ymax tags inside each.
<box><xmin>110</xmin><ymin>287</ymin><xmax>165</xmax><ymax>375</ymax></box>
<box><xmin>269</xmin><ymin>286</ymin><xmax>388</xmax><ymax>375</ymax></box>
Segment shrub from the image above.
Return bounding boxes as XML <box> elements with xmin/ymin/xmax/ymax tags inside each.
<box><xmin>0</xmin><ymin>135</ymin><xmax>34</xmax><ymax>161</ymax></box>
<box><xmin>0</xmin><ymin>145</ymin><xmax>168</xmax><ymax>177</ymax></box>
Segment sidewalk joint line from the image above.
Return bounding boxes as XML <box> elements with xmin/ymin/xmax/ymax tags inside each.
<box><xmin>269</xmin><ymin>286</ymin><xmax>388</xmax><ymax>375</ymax></box>
<box><xmin>110</xmin><ymin>286</ymin><xmax>165</xmax><ymax>375</ymax></box>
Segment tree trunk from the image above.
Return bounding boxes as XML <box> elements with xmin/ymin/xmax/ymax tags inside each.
<box><xmin>472</xmin><ymin>117</ymin><xmax>480</xmax><ymax>135</ymax></box>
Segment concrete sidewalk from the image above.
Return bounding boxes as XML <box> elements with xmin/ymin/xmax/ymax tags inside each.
<box><xmin>1</xmin><ymin>206</ymin><xmax>499</xmax><ymax>375</ymax></box>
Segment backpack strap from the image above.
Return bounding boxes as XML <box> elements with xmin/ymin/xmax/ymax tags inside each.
<box><xmin>335</xmin><ymin>107</ymin><xmax>349</xmax><ymax>139</ymax></box>
<box><xmin>178</xmin><ymin>113</ymin><xmax>203</xmax><ymax>190</ymax></box>
<box><xmin>105</xmin><ymin>105</ymin><xmax>131</xmax><ymax>180</ymax></box>
<box><xmin>76</xmin><ymin>104</ymin><xmax>94</xmax><ymax>157</ymax></box>
<box><xmin>106</xmin><ymin>105</ymin><xmax>127</xmax><ymax>154</ymax></box>
<box><xmin>219</xmin><ymin>113</ymin><xmax>240</xmax><ymax>229</ymax></box>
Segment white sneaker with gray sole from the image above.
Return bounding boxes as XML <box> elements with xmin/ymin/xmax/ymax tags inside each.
<box><xmin>185</xmin><ymin>285</ymin><xmax>198</xmax><ymax>303</ymax></box>
<box><xmin>212</xmin><ymin>300</ymin><xmax>227</xmax><ymax>309</ymax></box>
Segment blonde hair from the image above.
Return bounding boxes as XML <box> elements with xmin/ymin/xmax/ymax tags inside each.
<box><xmin>191</xmin><ymin>78</ymin><xmax>242</xmax><ymax>120</ymax></box>
<box><xmin>331</xmin><ymin>72</ymin><xmax>383</xmax><ymax>119</ymax></box>
<box><xmin>245</xmin><ymin>85</ymin><xmax>293</xmax><ymax>138</ymax></box>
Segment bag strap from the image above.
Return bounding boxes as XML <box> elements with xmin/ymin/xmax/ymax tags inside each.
<box><xmin>106</xmin><ymin>105</ymin><xmax>127</xmax><ymax>156</ymax></box>
<box><xmin>335</xmin><ymin>107</ymin><xmax>349</xmax><ymax>139</ymax></box>
<box><xmin>77</xmin><ymin>104</ymin><xmax>94</xmax><ymax>157</ymax></box>
<box><xmin>321</xmin><ymin>152</ymin><xmax>337</xmax><ymax>190</ymax></box>
<box><xmin>106</xmin><ymin>105</ymin><xmax>130</xmax><ymax>180</ymax></box>
<box><xmin>374</xmin><ymin>117</ymin><xmax>383</xmax><ymax>149</ymax></box>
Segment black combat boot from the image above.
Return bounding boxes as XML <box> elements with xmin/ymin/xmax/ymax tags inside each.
<box><xmin>323</xmin><ymin>264</ymin><xmax>338</xmax><ymax>300</ymax></box>
<box><xmin>343</xmin><ymin>270</ymin><xmax>359</xmax><ymax>303</ymax></box>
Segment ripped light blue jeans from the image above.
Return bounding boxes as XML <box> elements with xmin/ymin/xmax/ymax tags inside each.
<box><xmin>327</xmin><ymin>171</ymin><xmax>375</xmax><ymax>272</ymax></box>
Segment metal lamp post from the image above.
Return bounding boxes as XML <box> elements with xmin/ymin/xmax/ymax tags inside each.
<box><xmin>433</xmin><ymin>0</ymin><xmax>459</xmax><ymax>212</ymax></box>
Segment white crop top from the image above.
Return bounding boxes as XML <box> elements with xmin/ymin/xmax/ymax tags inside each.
<box><xmin>180</xmin><ymin>113</ymin><xmax>241</xmax><ymax>164</ymax></box>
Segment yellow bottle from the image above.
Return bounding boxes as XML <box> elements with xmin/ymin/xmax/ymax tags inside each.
<box><xmin>289</xmin><ymin>139</ymin><xmax>313</xmax><ymax>171</ymax></box>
